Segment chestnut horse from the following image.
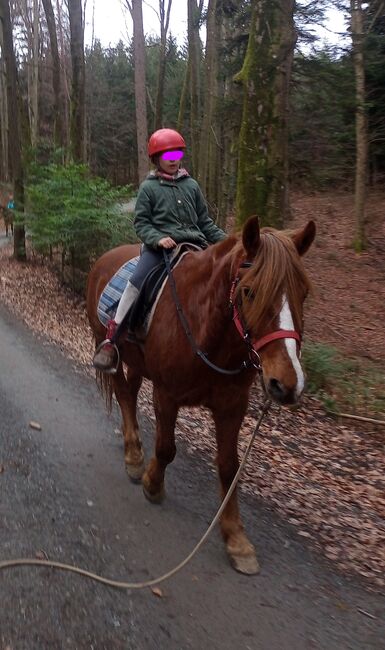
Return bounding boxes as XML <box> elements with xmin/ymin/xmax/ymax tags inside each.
<box><xmin>86</xmin><ymin>216</ymin><xmax>315</xmax><ymax>574</ymax></box>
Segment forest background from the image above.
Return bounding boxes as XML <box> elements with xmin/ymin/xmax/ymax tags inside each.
<box><xmin>0</xmin><ymin>0</ymin><xmax>384</xmax><ymax>421</ymax></box>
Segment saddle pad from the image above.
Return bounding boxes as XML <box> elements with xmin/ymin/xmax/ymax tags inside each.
<box><xmin>97</xmin><ymin>245</ymin><xmax>198</xmax><ymax>336</ymax></box>
<box><xmin>97</xmin><ymin>256</ymin><xmax>139</xmax><ymax>326</ymax></box>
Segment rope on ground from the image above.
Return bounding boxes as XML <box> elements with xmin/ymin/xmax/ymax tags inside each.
<box><xmin>0</xmin><ymin>399</ymin><xmax>271</xmax><ymax>590</ymax></box>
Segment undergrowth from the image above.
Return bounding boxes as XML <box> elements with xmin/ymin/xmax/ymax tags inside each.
<box><xmin>303</xmin><ymin>342</ymin><xmax>385</xmax><ymax>418</ymax></box>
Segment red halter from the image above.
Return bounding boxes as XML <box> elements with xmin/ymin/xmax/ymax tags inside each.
<box><xmin>229</xmin><ymin>265</ymin><xmax>301</xmax><ymax>361</ymax></box>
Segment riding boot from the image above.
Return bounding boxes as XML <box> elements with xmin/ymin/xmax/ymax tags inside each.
<box><xmin>92</xmin><ymin>282</ymin><xmax>139</xmax><ymax>373</ymax></box>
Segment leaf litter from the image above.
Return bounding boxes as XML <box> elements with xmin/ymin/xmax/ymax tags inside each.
<box><xmin>0</xmin><ymin>193</ymin><xmax>384</xmax><ymax>592</ymax></box>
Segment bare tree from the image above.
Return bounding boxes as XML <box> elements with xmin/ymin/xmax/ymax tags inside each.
<box><xmin>350</xmin><ymin>0</ymin><xmax>367</xmax><ymax>251</ymax></box>
<box><xmin>187</xmin><ymin>0</ymin><xmax>203</xmax><ymax>177</ymax></box>
<box><xmin>42</xmin><ymin>0</ymin><xmax>64</xmax><ymax>148</ymax></box>
<box><xmin>14</xmin><ymin>0</ymin><xmax>40</xmax><ymax>147</ymax></box>
<box><xmin>0</xmin><ymin>0</ymin><xmax>26</xmax><ymax>259</ymax></box>
<box><xmin>154</xmin><ymin>0</ymin><xmax>173</xmax><ymax>130</ymax></box>
<box><xmin>56</xmin><ymin>0</ymin><xmax>71</xmax><ymax>151</ymax></box>
<box><xmin>0</xmin><ymin>23</ymin><xmax>9</xmax><ymax>179</ymax></box>
<box><xmin>124</xmin><ymin>0</ymin><xmax>148</xmax><ymax>182</ymax></box>
<box><xmin>31</xmin><ymin>0</ymin><xmax>40</xmax><ymax>147</ymax></box>
<box><xmin>198</xmin><ymin>0</ymin><xmax>217</xmax><ymax>199</ymax></box>
<box><xmin>68</xmin><ymin>0</ymin><xmax>86</xmax><ymax>162</ymax></box>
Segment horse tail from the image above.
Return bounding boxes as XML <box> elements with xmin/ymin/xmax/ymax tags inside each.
<box><xmin>96</xmin><ymin>368</ymin><xmax>115</xmax><ymax>414</ymax></box>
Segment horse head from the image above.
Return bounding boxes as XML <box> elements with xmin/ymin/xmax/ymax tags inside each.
<box><xmin>236</xmin><ymin>216</ymin><xmax>316</xmax><ymax>406</ymax></box>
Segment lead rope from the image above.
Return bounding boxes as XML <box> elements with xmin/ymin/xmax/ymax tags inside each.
<box><xmin>0</xmin><ymin>399</ymin><xmax>271</xmax><ymax>590</ymax></box>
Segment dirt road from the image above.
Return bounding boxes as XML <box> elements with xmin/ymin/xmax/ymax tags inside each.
<box><xmin>0</xmin><ymin>300</ymin><xmax>384</xmax><ymax>649</ymax></box>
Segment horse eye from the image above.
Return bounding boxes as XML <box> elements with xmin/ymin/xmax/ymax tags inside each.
<box><xmin>242</xmin><ymin>287</ymin><xmax>255</xmax><ymax>301</ymax></box>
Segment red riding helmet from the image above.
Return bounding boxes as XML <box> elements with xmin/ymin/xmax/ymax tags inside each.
<box><xmin>148</xmin><ymin>129</ymin><xmax>186</xmax><ymax>157</ymax></box>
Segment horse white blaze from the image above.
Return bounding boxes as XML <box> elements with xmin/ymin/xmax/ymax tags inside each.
<box><xmin>279</xmin><ymin>296</ymin><xmax>304</xmax><ymax>398</ymax></box>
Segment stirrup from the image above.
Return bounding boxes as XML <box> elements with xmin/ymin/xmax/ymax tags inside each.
<box><xmin>93</xmin><ymin>339</ymin><xmax>120</xmax><ymax>375</ymax></box>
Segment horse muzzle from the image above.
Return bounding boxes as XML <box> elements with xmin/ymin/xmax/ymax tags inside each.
<box><xmin>265</xmin><ymin>377</ymin><xmax>303</xmax><ymax>406</ymax></box>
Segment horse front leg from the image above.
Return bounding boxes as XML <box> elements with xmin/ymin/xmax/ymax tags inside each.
<box><xmin>142</xmin><ymin>387</ymin><xmax>178</xmax><ymax>504</ymax></box>
<box><xmin>113</xmin><ymin>365</ymin><xmax>145</xmax><ymax>482</ymax></box>
<box><xmin>212</xmin><ymin>401</ymin><xmax>259</xmax><ymax>576</ymax></box>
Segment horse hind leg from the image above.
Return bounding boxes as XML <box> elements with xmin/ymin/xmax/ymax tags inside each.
<box><xmin>142</xmin><ymin>387</ymin><xmax>178</xmax><ymax>504</ymax></box>
<box><xmin>113</xmin><ymin>364</ymin><xmax>145</xmax><ymax>482</ymax></box>
<box><xmin>212</xmin><ymin>402</ymin><xmax>259</xmax><ymax>575</ymax></box>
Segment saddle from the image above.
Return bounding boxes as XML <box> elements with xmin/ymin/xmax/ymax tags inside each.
<box><xmin>97</xmin><ymin>243</ymin><xmax>201</xmax><ymax>338</ymax></box>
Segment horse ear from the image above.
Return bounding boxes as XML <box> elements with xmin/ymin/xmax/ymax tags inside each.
<box><xmin>242</xmin><ymin>216</ymin><xmax>260</xmax><ymax>259</ymax></box>
<box><xmin>291</xmin><ymin>220</ymin><xmax>316</xmax><ymax>256</ymax></box>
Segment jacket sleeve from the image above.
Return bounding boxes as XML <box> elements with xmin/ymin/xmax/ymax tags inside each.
<box><xmin>134</xmin><ymin>185</ymin><xmax>164</xmax><ymax>248</ymax></box>
<box><xmin>195</xmin><ymin>184</ymin><xmax>226</xmax><ymax>244</ymax></box>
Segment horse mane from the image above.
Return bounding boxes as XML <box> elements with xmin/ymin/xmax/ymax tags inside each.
<box><xmin>230</xmin><ymin>227</ymin><xmax>313</xmax><ymax>334</ymax></box>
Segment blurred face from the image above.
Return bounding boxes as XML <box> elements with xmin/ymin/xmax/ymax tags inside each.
<box><xmin>158</xmin><ymin>149</ymin><xmax>184</xmax><ymax>175</ymax></box>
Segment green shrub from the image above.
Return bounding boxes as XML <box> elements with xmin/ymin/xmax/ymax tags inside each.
<box><xmin>303</xmin><ymin>341</ymin><xmax>385</xmax><ymax>418</ymax></box>
<box><xmin>302</xmin><ymin>342</ymin><xmax>351</xmax><ymax>392</ymax></box>
<box><xmin>24</xmin><ymin>163</ymin><xmax>136</xmax><ymax>289</ymax></box>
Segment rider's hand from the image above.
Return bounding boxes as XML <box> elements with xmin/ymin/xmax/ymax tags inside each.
<box><xmin>158</xmin><ymin>237</ymin><xmax>177</xmax><ymax>249</ymax></box>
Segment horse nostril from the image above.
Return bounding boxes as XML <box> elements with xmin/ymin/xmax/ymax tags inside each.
<box><xmin>267</xmin><ymin>379</ymin><xmax>297</xmax><ymax>405</ymax></box>
<box><xmin>268</xmin><ymin>378</ymin><xmax>286</xmax><ymax>400</ymax></box>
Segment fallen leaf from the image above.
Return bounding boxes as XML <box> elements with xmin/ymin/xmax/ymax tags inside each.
<box><xmin>1</xmin><ymin>203</ymin><xmax>385</xmax><ymax>592</ymax></box>
<box><xmin>151</xmin><ymin>587</ymin><xmax>163</xmax><ymax>598</ymax></box>
<box><xmin>29</xmin><ymin>421</ymin><xmax>42</xmax><ymax>431</ymax></box>
<box><xmin>35</xmin><ymin>549</ymin><xmax>48</xmax><ymax>560</ymax></box>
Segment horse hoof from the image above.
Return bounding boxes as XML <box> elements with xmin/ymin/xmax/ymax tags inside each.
<box><xmin>142</xmin><ymin>484</ymin><xmax>165</xmax><ymax>504</ymax></box>
<box><xmin>229</xmin><ymin>552</ymin><xmax>260</xmax><ymax>575</ymax></box>
<box><xmin>126</xmin><ymin>462</ymin><xmax>145</xmax><ymax>483</ymax></box>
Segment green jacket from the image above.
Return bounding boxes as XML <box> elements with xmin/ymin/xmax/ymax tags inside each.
<box><xmin>134</xmin><ymin>172</ymin><xmax>226</xmax><ymax>248</ymax></box>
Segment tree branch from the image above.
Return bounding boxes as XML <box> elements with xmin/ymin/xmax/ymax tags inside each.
<box><xmin>367</xmin><ymin>0</ymin><xmax>385</xmax><ymax>33</ymax></box>
<box><xmin>123</xmin><ymin>0</ymin><xmax>133</xmax><ymax>18</ymax></box>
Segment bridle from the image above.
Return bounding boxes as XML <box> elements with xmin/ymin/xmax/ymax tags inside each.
<box><xmin>229</xmin><ymin>261</ymin><xmax>302</xmax><ymax>372</ymax></box>
<box><xmin>163</xmin><ymin>251</ymin><xmax>301</xmax><ymax>376</ymax></box>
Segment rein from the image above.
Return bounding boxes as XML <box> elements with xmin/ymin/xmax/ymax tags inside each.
<box><xmin>163</xmin><ymin>251</ymin><xmax>301</xmax><ymax>376</ymax></box>
<box><xmin>163</xmin><ymin>250</ymin><xmax>254</xmax><ymax>375</ymax></box>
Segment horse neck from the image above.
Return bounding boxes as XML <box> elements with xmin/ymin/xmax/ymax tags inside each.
<box><xmin>177</xmin><ymin>238</ymin><xmax>244</xmax><ymax>350</ymax></box>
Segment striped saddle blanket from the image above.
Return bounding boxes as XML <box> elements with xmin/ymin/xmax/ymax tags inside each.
<box><xmin>97</xmin><ymin>243</ymin><xmax>201</xmax><ymax>335</ymax></box>
<box><xmin>97</xmin><ymin>256</ymin><xmax>139</xmax><ymax>327</ymax></box>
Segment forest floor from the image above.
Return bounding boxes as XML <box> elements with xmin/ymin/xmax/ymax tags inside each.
<box><xmin>0</xmin><ymin>191</ymin><xmax>384</xmax><ymax>593</ymax></box>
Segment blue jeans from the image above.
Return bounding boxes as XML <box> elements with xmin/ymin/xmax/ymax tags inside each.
<box><xmin>129</xmin><ymin>245</ymin><xmax>165</xmax><ymax>290</ymax></box>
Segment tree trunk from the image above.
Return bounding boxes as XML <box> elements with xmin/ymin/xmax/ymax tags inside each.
<box><xmin>351</xmin><ymin>0</ymin><xmax>367</xmax><ymax>252</ymax></box>
<box><xmin>177</xmin><ymin>55</ymin><xmax>190</xmax><ymax>133</ymax></box>
<box><xmin>42</xmin><ymin>0</ymin><xmax>64</xmax><ymax>148</ymax></box>
<box><xmin>235</xmin><ymin>0</ymin><xmax>296</xmax><ymax>228</ymax></box>
<box><xmin>154</xmin><ymin>0</ymin><xmax>172</xmax><ymax>130</ymax></box>
<box><xmin>0</xmin><ymin>0</ymin><xmax>26</xmax><ymax>260</ymax></box>
<box><xmin>56</xmin><ymin>0</ymin><xmax>70</xmax><ymax>154</ymax></box>
<box><xmin>68</xmin><ymin>0</ymin><xmax>86</xmax><ymax>162</ymax></box>
<box><xmin>0</xmin><ymin>25</ymin><xmax>9</xmax><ymax>180</ymax></box>
<box><xmin>30</xmin><ymin>0</ymin><xmax>40</xmax><ymax>148</ymax></box>
<box><xmin>198</xmin><ymin>0</ymin><xmax>217</xmax><ymax>198</ymax></box>
<box><xmin>187</xmin><ymin>0</ymin><xmax>202</xmax><ymax>177</ymax></box>
<box><xmin>126</xmin><ymin>0</ymin><xmax>148</xmax><ymax>183</ymax></box>
<box><xmin>216</xmin><ymin>3</ymin><xmax>238</xmax><ymax>226</ymax></box>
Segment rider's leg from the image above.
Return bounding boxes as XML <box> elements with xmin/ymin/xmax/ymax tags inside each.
<box><xmin>114</xmin><ymin>281</ymin><xmax>139</xmax><ymax>328</ymax></box>
<box><xmin>92</xmin><ymin>246</ymin><xmax>164</xmax><ymax>373</ymax></box>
